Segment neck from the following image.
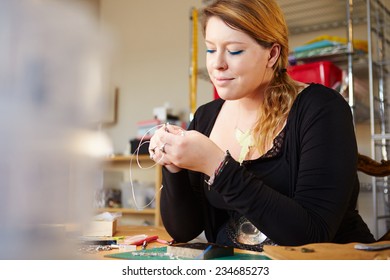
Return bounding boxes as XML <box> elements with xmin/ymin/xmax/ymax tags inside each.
<box><xmin>232</xmin><ymin>98</ymin><xmax>261</xmax><ymax>133</ymax></box>
<box><xmin>238</xmin><ymin>93</ymin><xmax>263</xmax><ymax>110</ymax></box>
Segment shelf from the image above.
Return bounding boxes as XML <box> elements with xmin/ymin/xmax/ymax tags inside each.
<box><xmin>290</xmin><ymin>51</ymin><xmax>368</xmax><ymax>66</ymax></box>
<box><xmin>103</xmin><ymin>154</ymin><xmax>151</xmax><ymax>162</ymax></box>
<box><xmin>101</xmin><ymin>155</ymin><xmax>162</xmax><ymax>226</ymax></box>
<box><xmin>278</xmin><ymin>0</ymin><xmax>367</xmax><ymax>35</ymax></box>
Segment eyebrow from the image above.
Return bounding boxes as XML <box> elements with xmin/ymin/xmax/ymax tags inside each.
<box><xmin>205</xmin><ymin>40</ymin><xmax>247</xmax><ymax>45</ymax></box>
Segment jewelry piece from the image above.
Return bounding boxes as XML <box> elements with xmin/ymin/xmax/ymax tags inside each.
<box><xmin>149</xmin><ymin>147</ymin><xmax>156</xmax><ymax>159</ymax></box>
<box><xmin>164</xmin><ymin>122</ymin><xmax>170</xmax><ymax>132</ymax></box>
<box><xmin>159</xmin><ymin>143</ymin><xmax>167</xmax><ymax>153</ymax></box>
<box><xmin>236</xmin><ymin>218</ymin><xmax>267</xmax><ymax>245</ymax></box>
<box><xmin>180</xmin><ymin>130</ymin><xmax>186</xmax><ymax>136</ymax></box>
<box><xmin>205</xmin><ymin>150</ymin><xmax>231</xmax><ymax>188</ymax></box>
<box><xmin>235</xmin><ymin>128</ymin><xmax>254</xmax><ymax>164</ymax></box>
<box><xmin>235</xmin><ymin>103</ymin><xmax>256</xmax><ymax>164</ymax></box>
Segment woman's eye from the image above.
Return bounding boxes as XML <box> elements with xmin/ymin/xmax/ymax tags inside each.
<box><xmin>228</xmin><ymin>50</ymin><xmax>244</xmax><ymax>55</ymax></box>
<box><xmin>206</xmin><ymin>49</ymin><xmax>216</xmax><ymax>54</ymax></box>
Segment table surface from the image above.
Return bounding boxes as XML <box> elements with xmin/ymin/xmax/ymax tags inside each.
<box><xmin>263</xmin><ymin>241</ymin><xmax>390</xmax><ymax>260</ymax></box>
<box><xmin>79</xmin><ymin>226</ymin><xmax>171</xmax><ymax>259</ymax></box>
<box><xmin>80</xmin><ymin>226</ymin><xmax>390</xmax><ymax>260</ymax></box>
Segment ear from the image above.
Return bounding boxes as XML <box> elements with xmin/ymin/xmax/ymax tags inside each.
<box><xmin>267</xmin><ymin>43</ymin><xmax>281</xmax><ymax>68</ymax></box>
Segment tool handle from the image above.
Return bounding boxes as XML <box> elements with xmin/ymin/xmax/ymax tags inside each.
<box><xmin>131</xmin><ymin>235</ymin><xmax>158</xmax><ymax>246</ymax></box>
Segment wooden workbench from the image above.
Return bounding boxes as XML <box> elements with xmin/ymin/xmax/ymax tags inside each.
<box><xmin>80</xmin><ymin>226</ymin><xmax>390</xmax><ymax>260</ymax></box>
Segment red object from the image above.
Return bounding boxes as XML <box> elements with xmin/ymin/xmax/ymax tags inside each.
<box><xmin>136</xmin><ymin>119</ymin><xmax>161</xmax><ymax>140</ymax></box>
<box><xmin>213</xmin><ymin>86</ymin><xmax>219</xmax><ymax>99</ymax></box>
<box><xmin>287</xmin><ymin>61</ymin><xmax>342</xmax><ymax>88</ymax></box>
<box><xmin>130</xmin><ymin>235</ymin><xmax>158</xmax><ymax>246</ymax></box>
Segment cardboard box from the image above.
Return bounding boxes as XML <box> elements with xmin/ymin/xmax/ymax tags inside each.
<box><xmin>83</xmin><ymin>219</ymin><xmax>117</xmax><ymax>237</ymax></box>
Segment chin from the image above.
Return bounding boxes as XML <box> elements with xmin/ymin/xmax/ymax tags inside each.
<box><xmin>215</xmin><ymin>91</ymin><xmax>240</xmax><ymax>101</ymax></box>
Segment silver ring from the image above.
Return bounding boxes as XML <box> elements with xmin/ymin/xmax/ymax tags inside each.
<box><xmin>159</xmin><ymin>143</ymin><xmax>167</xmax><ymax>154</ymax></box>
<box><xmin>149</xmin><ymin>147</ymin><xmax>156</xmax><ymax>159</ymax></box>
<box><xmin>180</xmin><ymin>130</ymin><xmax>186</xmax><ymax>136</ymax></box>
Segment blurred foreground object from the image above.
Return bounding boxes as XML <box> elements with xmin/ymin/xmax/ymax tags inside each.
<box><xmin>0</xmin><ymin>0</ymin><xmax>112</xmax><ymax>259</ymax></box>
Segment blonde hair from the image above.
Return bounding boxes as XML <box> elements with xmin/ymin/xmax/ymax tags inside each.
<box><xmin>201</xmin><ymin>0</ymin><xmax>301</xmax><ymax>155</ymax></box>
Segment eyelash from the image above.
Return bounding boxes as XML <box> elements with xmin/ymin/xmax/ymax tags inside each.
<box><xmin>229</xmin><ymin>50</ymin><xmax>244</xmax><ymax>55</ymax></box>
<box><xmin>206</xmin><ymin>49</ymin><xmax>244</xmax><ymax>55</ymax></box>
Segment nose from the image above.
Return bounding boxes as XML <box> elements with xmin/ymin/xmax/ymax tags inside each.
<box><xmin>211</xmin><ymin>52</ymin><xmax>228</xmax><ymax>70</ymax></box>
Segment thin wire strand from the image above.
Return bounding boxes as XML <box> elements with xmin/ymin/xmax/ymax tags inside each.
<box><xmin>129</xmin><ymin>123</ymin><xmax>165</xmax><ymax>210</ymax></box>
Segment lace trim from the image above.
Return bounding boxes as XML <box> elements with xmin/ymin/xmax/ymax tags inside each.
<box><xmin>260</xmin><ymin>127</ymin><xmax>286</xmax><ymax>159</ymax></box>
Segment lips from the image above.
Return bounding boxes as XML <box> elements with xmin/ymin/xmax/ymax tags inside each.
<box><xmin>213</xmin><ymin>76</ymin><xmax>234</xmax><ymax>86</ymax></box>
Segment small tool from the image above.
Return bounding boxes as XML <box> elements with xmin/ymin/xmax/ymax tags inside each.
<box><xmin>354</xmin><ymin>243</ymin><xmax>390</xmax><ymax>251</ymax></box>
<box><xmin>141</xmin><ymin>240</ymin><xmax>148</xmax><ymax>250</ymax></box>
<box><xmin>156</xmin><ymin>238</ymin><xmax>174</xmax><ymax>245</ymax></box>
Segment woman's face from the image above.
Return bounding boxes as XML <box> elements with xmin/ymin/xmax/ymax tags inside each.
<box><xmin>205</xmin><ymin>16</ymin><xmax>273</xmax><ymax>101</ymax></box>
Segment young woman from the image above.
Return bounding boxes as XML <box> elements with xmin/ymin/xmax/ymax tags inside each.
<box><xmin>149</xmin><ymin>0</ymin><xmax>375</xmax><ymax>251</ymax></box>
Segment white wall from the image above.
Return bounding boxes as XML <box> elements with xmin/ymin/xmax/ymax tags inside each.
<box><xmin>100</xmin><ymin>0</ymin><xmax>212</xmax><ymax>154</ymax></box>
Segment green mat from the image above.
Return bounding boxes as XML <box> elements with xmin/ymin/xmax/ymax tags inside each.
<box><xmin>105</xmin><ymin>246</ymin><xmax>271</xmax><ymax>260</ymax></box>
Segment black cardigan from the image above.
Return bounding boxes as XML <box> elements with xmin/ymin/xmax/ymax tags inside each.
<box><xmin>160</xmin><ymin>83</ymin><xmax>375</xmax><ymax>246</ymax></box>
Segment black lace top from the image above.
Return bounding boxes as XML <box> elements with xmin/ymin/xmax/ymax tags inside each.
<box><xmin>212</xmin><ymin>127</ymin><xmax>286</xmax><ymax>251</ymax></box>
<box><xmin>261</xmin><ymin>128</ymin><xmax>286</xmax><ymax>159</ymax></box>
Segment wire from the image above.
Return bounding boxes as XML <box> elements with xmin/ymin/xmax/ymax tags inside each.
<box><xmin>129</xmin><ymin>123</ymin><xmax>165</xmax><ymax>210</ymax></box>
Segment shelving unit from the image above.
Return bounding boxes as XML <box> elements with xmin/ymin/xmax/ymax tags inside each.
<box><xmin>366</xmin><ymin>0</ymin><xmax>390</xmax><ymax>239</ymax></box>
<box><xmin>99</xmin><ymin>155</ymin><xmax>163</xmax><ymax>226</ymax></box>
<box><xmin>279</xmin><ymin>0</ymin><xmax>390</xmax><ymax>239</ymax></box>
<box><xmin>281</xmin><ymin>0</ymin><xmax>370</xmax><ymax>122</ymax></box>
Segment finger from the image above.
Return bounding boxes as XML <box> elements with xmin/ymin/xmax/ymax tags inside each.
<box><xmin>154</xmin><ymin>152</ymin><xmax>173</xmax><ymax>166</ymax></box>
<box><xmin>159</xmin><ymin>142</ymin><xmax>167</xmax><ymax>154</ymax></box>
<box><xmin>166</xmin><ymin>124</ymin><xmax>186</xmax><ymax>136</ymax></box>
<box><xmin>149</xmin><ymin>146</ymin><xmax>156</xmax><ymax>159</ymax></box>
<box><xmin>160</xmin><ymin>130</ymin><xmax>185</xmax><ymax>146</ymax></box>
<box><xmin>151</xmin><ymin>141</ymin><xmax>169</xmax><ymax>159</ymax></box>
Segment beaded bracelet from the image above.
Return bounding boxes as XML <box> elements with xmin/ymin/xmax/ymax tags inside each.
<box><xmin>205</xmin><ymin>150</ymin><xmax>231</xmax><ymax>189</ymax></box>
